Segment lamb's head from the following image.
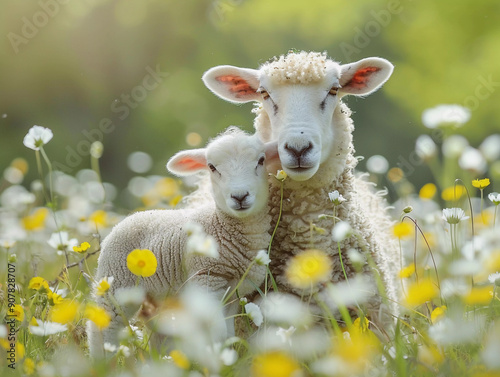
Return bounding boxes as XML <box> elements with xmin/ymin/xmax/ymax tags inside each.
<box><xmin>167</xmin><ymin>127</ymin><xmax>277</xmax><ymax>218</ymax></box>
<box><xmin>202</xmin><ymin>51</ymin><xmax>393</xmax><ymax>181</ymax></box>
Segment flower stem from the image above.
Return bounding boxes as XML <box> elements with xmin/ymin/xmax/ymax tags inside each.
<box><xmin>40</xmin><ymin>146</ymin><xmax>55</xmax><ymax>206</ymax></box>
<box><xmin>268</xmin><ymin>179</ymin><xmax>284</xmax><ymax>258</ymax></box>
<box><xmin>338</xmin><ymin>242</ymin><xmax>349</xmax><ymax>284</ymax></box>
<box><xmin>223</xmin><ymin>260</ymin><xmax>256</xmax><ymax>305</ymax></box>
<box><xmin>265</xmin><ymin>178</ymin><xmax>284</xmax><ymax>294</ymax></box>
<box><xmin>35</xmin><ymin>149</ymin><xmax>49</xmax><ymax>203</ymax></box>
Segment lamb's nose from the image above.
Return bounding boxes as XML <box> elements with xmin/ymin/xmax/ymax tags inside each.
<box><xmin>284</xmin><ymin>142</ymin><xmax>313</xmax><ymax>158</ymax></box>
<box><xmin>231</xmin><ymin>192</ymin><xmax>250</xmax><ymax>206</ymax></box>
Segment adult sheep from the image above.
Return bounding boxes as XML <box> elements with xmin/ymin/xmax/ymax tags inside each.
<box><xmin>202</xmin><ymin>51</ymin><xmax>400</xmax><ymax>330</ymax></box>
<box><xmin>88</xmin><ymin>127</ymin><xmax>277</xmax><ymax>357</ymax></box>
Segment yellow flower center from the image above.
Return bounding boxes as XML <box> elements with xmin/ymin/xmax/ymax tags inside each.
<box><xmin>137</xmin><ymin>260</ymin><xmax>146</xmax><ymax>268</ymax></box>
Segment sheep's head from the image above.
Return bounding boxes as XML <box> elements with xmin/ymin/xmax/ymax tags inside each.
<box><xmin>202</xmin><ymin>51</ymin><xmax>393</xmax><ymax>181</ymax></box>
<box><xmin>167</xmin><ymin>127</ymin><xmax>277</xmax><ymax>218</ymax></box>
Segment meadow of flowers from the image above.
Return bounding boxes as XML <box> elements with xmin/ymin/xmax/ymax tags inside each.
<box><xmin>1</xmin><ymin>104</ymin><xmax>500</xmax><ymax>377</ymax></box>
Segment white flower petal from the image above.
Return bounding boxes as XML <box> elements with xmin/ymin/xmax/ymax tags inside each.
<box><xmin>23</xmin><ymin>125</ymin><xmax>53</xmax><ymax>150</ymax></box>
<box><xmin>245</xmin><ymin>302</ymin><xmax>263</xmax><ymax>327</ymax></box>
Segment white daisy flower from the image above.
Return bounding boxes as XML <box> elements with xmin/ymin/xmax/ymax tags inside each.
<box><xmin>245</xmin><ymin>302</ymin><xmax>263</xmax><ymax>327</ymax></box>
<box><xmin>276</xmin><ymin>325</ymin><xmax>296</xmax><ymax>346</ymax></box>
<box><xmin>442</xmin><ymin>208</ymin><xmax>469</xmax><ymax>224</ymax></box>
<box><xmin>488</xmin><ymin>192</ymin><xmax>500</xmax><ymax>205</ymax></box>
<box><xmin>103</xmin><ymin>342</ymin><xmax>117</xmax><ymax>353</ymax></box>
<box><xmin>328</xmin><ymin>190</ymin><xmax>346</xmax><ymax>205</ymax></box>
<box><xmin>29</xmin><ymin>321</ymin><xmax>68</xmax><ymax>336</ymax></box>
<box><xmin>47</xmin><ymin>232</ymin><xmax>78</xmax><ymax>255</ymax></box>
<box><xmin>255</xmin><ymin>249</ymin><xmax>271</xmax><ymax>266</ymax></box>
<box><xmin>331</xmin><ymin>221</ymin><xmax>352</xmax><ymax>242</ymax></box>
<box><xmin>415</xmin><ymin>135</ymin><xmax>437</xmax><ymax>160</ymax></box>
<box><xmin>422</xmin><ymin>104</ymin><xmax>470</xmax><ymax>129</ymax></box>
<box><xmin>23</xmin><ymin>125</ymin><xmax>53</xmax><ymax>150</ymax></box>
<box><xmin>488</xmin><ymin>272</ymin><xmax>500</xmax><ymax>285</ymax></box>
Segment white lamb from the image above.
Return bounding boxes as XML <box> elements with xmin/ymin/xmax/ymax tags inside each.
<box><xmin>202</xmin><ymin>51</ymin><xmax>400</xmax><ymax>330</ymax></box>
<box><xmin>87</xmin><ymin>127</ymin><xmax>276</xmax><ymax>357</ymax></box>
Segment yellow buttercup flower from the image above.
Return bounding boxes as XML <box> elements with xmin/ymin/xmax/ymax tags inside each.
<box><xmin>9</xmin><ymin>304</ymin><xmax>25</xmax><ymax>322</ymax></box>
<box><xmin>127</xmin><ymin>249</ymin><xmax>157</xmax><ymax>277</ymax></box>
<box><xmin>84</xmin><ymin>304</ymin><xmax>111</xmax><ymax>330</ymax></box>
<box><xmin>24</xmin><ymin>357</ymin><xmax>35</xmax><ymax>375</ymax></box>
<box><xmin>169</xmin><ymin>349</ymin><xmax>190</xmax><ymax>370</ymax></box>
<box><xmin>50</xmin><ymin>300</ymin><xmax>79</xmax><ymax>324</ymax></box>
<box><xmin>95</xmin><ymin>277</ymin><xmax>113</xmax><ymax>296</ymax></box>
<box><xmin>463</xmin><ymin>286</ymin><xmax>493</xmax><ymax>305</ymax></box>
<box><xmin>251</xmin><ymin>351</ymin><xmax>301</xmax><ymax>377</ymax></box>
<box><xmin>22</xmin><ymin>208</ymin><xmax>49</xmax><ymax>231</ymax></box>
<box><xmin>405</xmin><ymin>278</ymin><xmax>439</xmax><ymax>307</ymax></box>
<box><xmin>472</xmin><ymin>178</ymin><xmax>490</xmax><ymax>189</ymax></box>
<box><xmin>333</xmin><ymin>328</ymin><xmax>381</xmax><ymax>373</ymax></box>
<box><xmin>393</xmin><ymin>223</ymin><xmax>413</xmax><ymax>239</ymax></box>
<box><xmin>47</xmin><ymin>290</ymin><xmax>64</xmax><ymax>305</ymax></box>
<box><xmin>431</xmin><ymin>305</ymin><xmax>447</xmax><ymax>323</ymax></box>
<box><xmin>441</xmin><ymin>185</ymin><xmax>466</xmax><ymax>201</ymax></box>
<box><xmin>89</xmin><ymin>210</ymin><xmax>108</xmax><ymax>229</ymax></box>
<box><xmin>73</xmin><ymin>241</ymin><xmax>90</xmax><ymax>253</ymax></box>
<box><xmin>419</xmin><ymin>183</ymin><xmax>437</xmax><ymax>200</ymax></box>
<box><xmin>399</xmin><ymin>263</ymin><xmax>416</xmax><ymax>279</ymax></box>
<box><xmin>12</xmin><ymin>157</ymin><xmax>29</xmax><ymax>175</ymax></box>
<box><xmin>418</xmin><ymin>344</ymin><xmax>444</xmax><ymax>366</ymax></box>
<box><xmin>28</xmin><ymin>276</ymin><xmax>49</xmax><ymax>292</ymax></box>
<box><xmin>275</xmin><ymin>170</ymin><xmax>287</xmax><ymax>181</ymax></box>
<box><xmin>285</xmin><ymin>249</ymin><xmax>332</xmax><ymax>289</ymax></box>
<box><xmin>169</xmin><ymin>195</ymin><xmax>183</xmax><ymax>207</ymax></box>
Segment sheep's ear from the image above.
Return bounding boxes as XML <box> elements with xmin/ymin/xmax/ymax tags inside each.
<box><xmin>264</xmin><ymin>141</ymin><xmax>279</xmax><ymax>162</ymax></box>
<box><xmin>202</xmin><ymin>65</ymin><xmax>261</xmax><ymax>103</ymax></box>
<box><xmin>339</xmin><ymin>57</ymin><xmax>394</xmax><ymax>97</ymax></box>
<box><xmin>264</xmin><ymin>141</ymin><xmax>281</xmax><ymax>173</ymax></box>
<box><xmin>167</xmin><ymin>149</ymin><xmax>207</xmax><ymax>176</ymax></box>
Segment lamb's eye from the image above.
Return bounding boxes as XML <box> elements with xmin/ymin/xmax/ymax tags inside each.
<box><xmin>329</xmin><ymin>87</ymin><xmax>339</xmax><ymax>96</ymax></box>
<box><xmin>260</xmin><ymin>90</ymin><xmax>270</xmax><ymax>100</ymax></box>
<box><xmin>257</xmin><ymin>156</ymin><xmax>265</xmax><ymax>166</ymax></box>
<box><xmin>208</xmin><ymin>163</ymin><xmax>217</xmax><ymax>173</ymax></box>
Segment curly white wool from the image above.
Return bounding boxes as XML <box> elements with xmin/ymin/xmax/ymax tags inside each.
<box><xmin>261</xmin><ymin>51</ymin><xmax>328</xmax><ymax>85</ymax></box>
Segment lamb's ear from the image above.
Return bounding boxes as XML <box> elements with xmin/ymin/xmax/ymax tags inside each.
<box><xmin>167</xmin><ymin>149</ymin><xmax>207</xmax><ymax>176</ymax></box>
<box><xmin>202</xmin><ymin>65</ymin><xmax>261</xmax><ymax>103</ymax></box>
<box><xmin>339</xmin><ymin>57</ymin><xmax>394</xmax><ymax>97</ymax></box>
<box><xmin>264</xmin><ymin>141</ymin><xmax>281</xmax><ymax>173</ymax></box>
<box><xmin>264</xmin><ymin>141</ymin><xmax>279</xmax><ymax>162</ymax></box>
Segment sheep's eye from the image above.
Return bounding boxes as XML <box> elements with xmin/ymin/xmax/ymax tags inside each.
<box><xmin>257</xmin><ymin>156</ymin><xmax>265</xmax><ymax>166</ymax></box>
<box><xmin>329</xmin><ymin>87</ymin><xmax>339</xmax><ymax>96</ymax></box>
<box><xmin>260</xmin><ymin>89</ymin><xmax>270</xmax><ymax>100</ymax></box>
<box><xmin>208</xmin><ymin>163</ymin><xmax>217</xmax><ymax>173</ymax></box>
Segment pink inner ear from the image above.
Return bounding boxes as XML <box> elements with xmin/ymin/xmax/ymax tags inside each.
<box><xmin>346</xmin><ymin>67</ymin><xmax>381</xmax><ymax>89</ymax></box>
<box><xmin>177</xmin><ymin>157</ymin><xmax>205</xmax><ymax>171</ymax></box>
<box><xmin>216</xmin><ymin>75</ymin><xmax>256</xmax><ymax>98</ymax></box>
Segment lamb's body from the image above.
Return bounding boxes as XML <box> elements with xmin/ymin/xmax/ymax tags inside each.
<box><xmin>88</xmin><ymin>128</ymin><xmax>274</xmax><ymax>357</ymax></box>
<box><xmin>203</xmin><ymin>51</ymin><xmax>401</xmax><ymax>328</ymax></box>
<box><xmin>96</xmin><ymin>205</ymin><xmax>269</xmax><ymax>298</ymax></box>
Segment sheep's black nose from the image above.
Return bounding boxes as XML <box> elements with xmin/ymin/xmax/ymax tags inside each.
<box><xmin>284</xmin><ymin>142</ymin><xmax>313</xmax><ymax>158</ymax></box>
<box><xmin>231</xmin><ymin>192</ymin><xmax>249</xmax><ymax>205</ymax></box>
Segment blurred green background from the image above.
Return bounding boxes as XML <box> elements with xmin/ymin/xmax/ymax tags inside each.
<box><xmin>1</xmin><ymin>0</ymin><xmax>499</xmax><ymax>199</ymax></box>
